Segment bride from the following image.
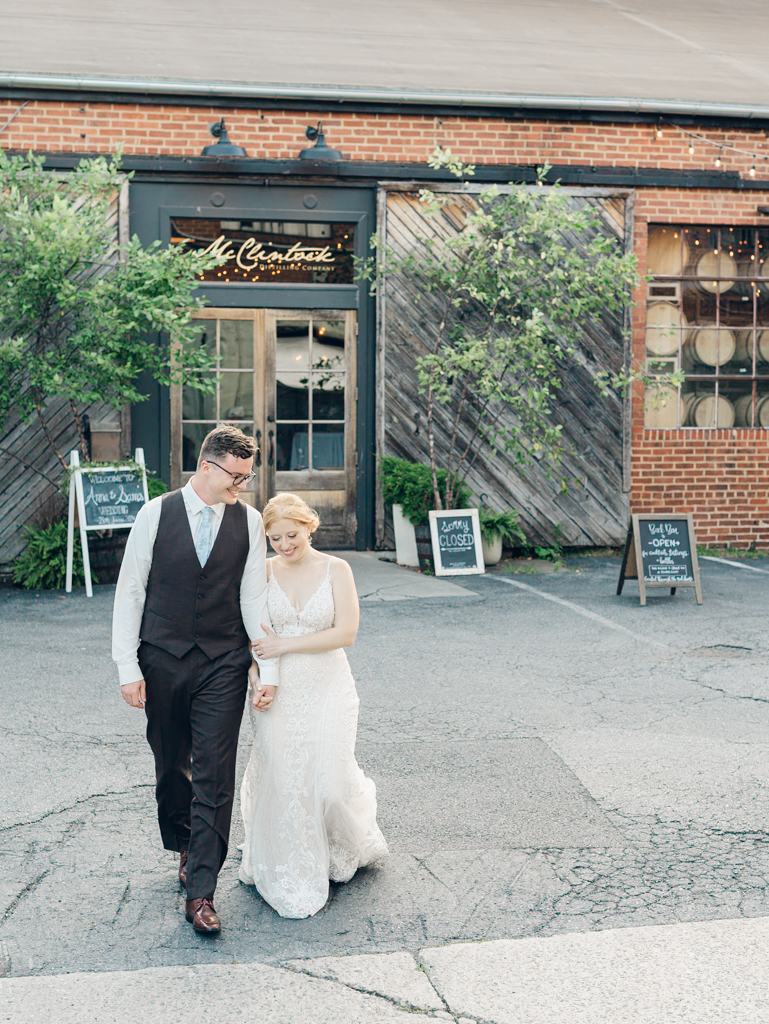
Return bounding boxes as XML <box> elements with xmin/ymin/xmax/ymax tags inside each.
<box><xmin>238</xmin><ymin>492</ymin><xmax>388</xmax><ymax>918</ymax></box>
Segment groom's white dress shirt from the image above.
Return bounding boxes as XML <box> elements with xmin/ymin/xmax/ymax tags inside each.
<box><xmin>112</xmin><ymin>480</ymin><xmax>278</xmax><ymax>688</ymax></box>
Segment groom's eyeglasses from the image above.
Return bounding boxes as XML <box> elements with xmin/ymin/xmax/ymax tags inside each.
<box><xmin>205</xmin><ymin>460</ymin><xmax>256</xmax><ymax>486</ymax></box>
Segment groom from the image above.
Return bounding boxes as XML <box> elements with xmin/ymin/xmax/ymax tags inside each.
<box><xmin>112</xmin><ymin>423</ymin><xmax>278</xmax><ymax>934</ymax></box>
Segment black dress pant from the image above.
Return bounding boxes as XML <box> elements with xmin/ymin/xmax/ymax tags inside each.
<box><xmin>138</xmin><ymin>641</ymin><xmax>251</xmax><ymax>900</ymax></box>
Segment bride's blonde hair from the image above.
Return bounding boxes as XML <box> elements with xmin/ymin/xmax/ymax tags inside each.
<box><xmin>263</xmin><ymin>492</ymin><xmax>321</xmax><ymax>534</ymax></box>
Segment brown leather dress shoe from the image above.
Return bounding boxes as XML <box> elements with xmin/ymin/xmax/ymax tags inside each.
<box><xmin>185</xmin><ymin>897</ymin><xmax>220</xmax><ymax>934</ymax></box>
<box><xmin>178</xmin><ymin>851</ymin><xmax>188</xmax><ymax>890</ymax></box>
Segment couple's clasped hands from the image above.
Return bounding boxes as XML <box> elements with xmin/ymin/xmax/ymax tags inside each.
<box><xmin>250</xmin><ymin>622</ymin><xmax>283</xmax><ymax>712</ymax></box>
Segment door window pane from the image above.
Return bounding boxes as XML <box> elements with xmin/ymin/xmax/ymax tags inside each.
<box><xmin>276</xmin><ymin>424</ymin><xmax>309</xmax><ymax>471</ymax></box>
<box><xmin>277</xmin><ymin>321</ymin><xmax>310</xmax><ymax>370</ymax></box>
<box><xmin>182</xmin><ymin>423</ymin><xmax>210</xmax><ymax>472</ymax></box>
<box><xmin>220</xmin><ymin>320</ymin><xmax>253</xmax><ymax>369</ymax></box>
<box><xmin>313</xmin><ymin>376</ymin><xmax>345</xmax><ymax>419</ymax></box>
<box><xmin>194</xmin><ymin>319</ymin><xmax>217</xmax><ymax>359</ymax></box>
<box><xmin>220</xmin><ymin>372</ymin><xmax>254</xmax><ymax>419</ymax></box>
<box><xmin>182</xmin><ymin>375</ymin><xmax>216</xmax><ymax>420</ymax></box>
<box><xmin>312</xmin><ymin>423</ymin><xmax>345</xmax><ymax>469</ymax></box>
<box><xmin>277</xmin><ymin>374</ymin><xmax>309</xmax><ymax>419</ymax></box>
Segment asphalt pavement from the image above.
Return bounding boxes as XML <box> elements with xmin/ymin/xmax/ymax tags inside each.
<box><xmin>2</xmin><ymin>552</ymin><xmax>769</xmax><ymax>1021</ymax></box>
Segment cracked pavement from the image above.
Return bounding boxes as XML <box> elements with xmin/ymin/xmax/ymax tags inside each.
<box><xmin>2</xmin><ymin>555</ymin><xmax>769</xmax><ymax>1020</ymax></box>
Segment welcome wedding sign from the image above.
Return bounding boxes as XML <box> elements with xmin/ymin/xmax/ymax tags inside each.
<box><xmin>66</xmin><ymin>448</ymin><xmax>149</xmax><ymax>597</ymax></box>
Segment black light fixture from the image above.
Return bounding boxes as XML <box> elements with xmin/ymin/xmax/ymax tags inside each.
<box><xmin>201</xmin><ymin>118</ymin><xmax>248</xmax><ymax>157</ymax></box>
<box><xmin>299</xmin><ymin>122</ymin><xmax>343</xmax><ymax>161</ymax></box>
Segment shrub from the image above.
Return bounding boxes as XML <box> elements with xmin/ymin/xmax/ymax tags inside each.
<box><xmin>146</xmin><ymin>473</ymin><xmax>168</xmax><ymax>500</ymax></box>
<box><xmin>478</xmin><ymin>507</ymin><xmax>526</xmax><ymax>546</ymax></box>
<box><xmin>12</xmin><ymin>520</ymin><xmax>98</xmax><ymax>590</ymax></box>
<box><xmin>380</xmin><ymin>456</ymin><xmax>470</xmax><ymax>525</ymax></box>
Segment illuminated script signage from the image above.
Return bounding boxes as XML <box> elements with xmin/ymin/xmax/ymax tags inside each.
<box><xmin>171</xmin><ymin>218</ymin><xmax>355</xmax><ymax>284</ymax></box>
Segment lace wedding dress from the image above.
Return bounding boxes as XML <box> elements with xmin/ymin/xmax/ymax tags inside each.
<box><xmin>238</xmin><ymin>558</ymin><xmax>388</xmax><ymax>918</ymax></box>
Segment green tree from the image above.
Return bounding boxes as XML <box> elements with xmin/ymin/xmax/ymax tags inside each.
<box><xmin>0</xmin><ymin>150</ymin><xmax>218</xmax><ymax>470</ymax></box>
<box><xmin>360</xmin><ymin>150</ymin><xmax>663</xmax><ymax>511</ymax></box>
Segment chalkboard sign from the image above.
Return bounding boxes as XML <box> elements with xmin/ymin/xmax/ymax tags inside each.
<box><xmin>617</xmin><ymin>513</ymin><xmax>702</xmax><ymax>606</ymax></box>
<box><xmin>66</xmin><ymin>448</ymin><xmax>149</xmax><ymax>598</ymax></box>
<box><xmin>428</xmin><ymin>508</ymin><xmax>485</xmax><ymax>577</ymax></box>
<box><xmin>81</xmin><ymin>469</ymin><xmax>147</xmax><ymax>529</ymax></box>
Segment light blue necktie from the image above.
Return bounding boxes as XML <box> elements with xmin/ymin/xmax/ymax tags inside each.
<box><xmin>195</xmin><ymin>506</ymin><xmax>214</xmax><ymax>566</ymax></box>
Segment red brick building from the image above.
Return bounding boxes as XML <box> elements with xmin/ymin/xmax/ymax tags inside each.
<box><xmin>2</xmin><ymin>2</ymin><xmax>769</xmax><ymax>558</ymax></box>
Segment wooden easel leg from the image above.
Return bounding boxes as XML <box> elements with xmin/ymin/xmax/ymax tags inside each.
<box><xmin>617</xmin><ymin>531</ymin><xmax>632</xmax><ymax>595</ymax></box>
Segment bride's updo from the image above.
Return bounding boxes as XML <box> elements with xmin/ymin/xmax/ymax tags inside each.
<box><xmin>263</xmin><ymin>492</ymin><xmax>321</xmax><ymax>534</ymax></box>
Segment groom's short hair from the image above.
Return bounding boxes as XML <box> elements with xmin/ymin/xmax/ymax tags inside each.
<box><xmin>198</xmin><ymin>423</ymin><xmax>258</xmax><ymax>466</ymax></box>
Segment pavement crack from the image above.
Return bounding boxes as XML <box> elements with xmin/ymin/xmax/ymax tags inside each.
<box><xmin>112</xmin><ymin>882</ymin><xmax>131</xmax><ymax>924</ymax></box>
<box><xmin>281</xmin><ymin>962</ymin><xmax>448</xmax><ymax>1015</ymax></box>
<box><xmin>1</xmin><ymin>870</ymin><xmax>49</xmax><ymax>925</ymax></box>
<box><xmin>0</xmin><ymin>784</ymin><xmax>153</xmax><ymax>834</ymax></box>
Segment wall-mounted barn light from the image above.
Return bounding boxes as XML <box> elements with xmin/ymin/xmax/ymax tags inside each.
<box><xmin>201</xmin><ymin>118</ymin><xmax>248</xmax><ymax>157</ymax></box>
<box><xmin>299</xmin><ymin>122</ymin><xmax>343</xmax><ymax>161</ymax></box>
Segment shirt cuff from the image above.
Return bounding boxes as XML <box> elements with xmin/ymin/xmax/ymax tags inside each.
<box><xmin>253</xmin><ymin>657</ymin><xmax>280</xmax><ymax>689</ymax></box>
<box><xmin>118</xmin><ymin>662</ymin><xmax>144</xmax><ymax>686</ymax></box>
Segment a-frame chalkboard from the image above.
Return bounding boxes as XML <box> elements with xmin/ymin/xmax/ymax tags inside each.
<box><xmin>617</xmin><ymin>513</ymin><xmax>703</xmax><ymax>606</ymax></box>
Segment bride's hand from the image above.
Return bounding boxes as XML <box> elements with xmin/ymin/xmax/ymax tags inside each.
<box><xmin>252</xmin><ymin>623</ymin><xmax>285</xmax><ymax>659</ymax></box>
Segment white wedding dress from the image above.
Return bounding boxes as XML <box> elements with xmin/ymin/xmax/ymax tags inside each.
<box><xmin>238</xmin><ymin>558</ymin><xmax>388</xmax><ymax>918</ymax></box>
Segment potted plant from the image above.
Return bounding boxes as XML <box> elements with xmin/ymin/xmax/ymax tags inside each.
<box><xmin>478</xmin><ymin>507</ymin><xmax>526</xmax><ymax>566</ymax></box>
<box><xmin>380</xmin><ymin>456</ymin><xmax>469</xmax><ymax>569</ymax></box>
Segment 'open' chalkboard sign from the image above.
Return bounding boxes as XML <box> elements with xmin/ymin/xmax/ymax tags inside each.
<box><xmin>617</xmin><ymin>513</ymin><xmax>702</xmax><ymax>605</ymax></box>
<box><xmin>81</xmin><ymin>469</ymin><xmax>147</xmax><ymax>529</ymax></box>
<box><xmin>428</xmin><ymin>509</ymin><xmax>485</xmax><ymax>576</ymax></box>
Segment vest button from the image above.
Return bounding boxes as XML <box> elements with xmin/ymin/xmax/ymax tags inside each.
<box><xmin>194</xmin><ymin>633</ymin><xmax>200</xmax><ymax>639</ymax></box>
<box><xmin>196</xmin><ymin>612</ymin><xmax>202</xmax><ymax>618</ymax></box>
<box><xmin>197</xmin><ymin>593</ymin><xmax>206</xmax><ymax>600</ymax></box>
<box><xmin>199</xmin><ymin>574</ymin><xmax>207</xmax><ymax>581</ymax></box>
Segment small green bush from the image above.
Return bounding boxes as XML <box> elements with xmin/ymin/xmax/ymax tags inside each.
<box><xmin>478</xmin><ymin>507</ymin><xmax>527</xmax><ymax>546</ymax></box>
<box><xmin>380</xmin><ymin>457</ymin><xmax>470</xmax><ymax>525</ymax></box>
<box><xmin>12</xmin><ymin>520</ymin><xmax>98</xmax><ymax>590</ymax></box>
<box><xmin>146</xmin><ymin>473</ymin><xmax>168</xmax><ymax>500</ymax></box>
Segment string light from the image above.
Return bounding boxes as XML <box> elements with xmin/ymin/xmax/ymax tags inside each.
<box><xmin>656</xmin><ymin>126</ymin><xmax>663</xmax><ymax>138</ymax></box>
<box><xmin>664</xmin><ymin>120</ymin><xmax>768</xmax><ymax>179</ymax></box>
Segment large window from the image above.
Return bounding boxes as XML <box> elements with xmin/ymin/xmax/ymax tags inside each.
<box><xmin>645</xmin><ymin>225</ymin><xmax>769</xmax><ymax>428</ymax></box>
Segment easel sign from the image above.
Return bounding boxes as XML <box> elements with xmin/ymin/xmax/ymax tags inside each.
<box><xmin>65</xmin><ymin>448</ymin><xmax>149</xmax><ymax>597</ymax></box>
<box><xmin>428</xmin><ymin>508</ymin><xmax>485</xmax><ymax>576</ymax></box>
<box><xmin>617</xmin><ymin>513</ymin><xmax>703</xmax><ymax>606</ymax></box>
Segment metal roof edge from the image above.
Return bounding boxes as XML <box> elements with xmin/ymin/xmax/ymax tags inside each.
<box><xmin>3</xmin><ymin>73</ymin><xmax>769</xmax><ymax>120</ymax></box>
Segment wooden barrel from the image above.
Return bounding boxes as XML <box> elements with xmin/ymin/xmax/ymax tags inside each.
<box><xmin>647</xmin><ymin>226</ymin><xmax>690</xmax><ymax>276</ymax></box>
<box><xmin>694</xmin><ymin>249</ymin><xmax>736</xmax><ymax>293</ymax></box>
<box><xmin>646</xmin><ymin>302</ymin><xmax>687</xmax><ymax>356</ymax></box>
<box><xmin>687</xmin><ymin>394</ymin><xmax>735</xmax><ymax>428</ymax></box>
<box><xmin>734</xmin><ymin>393</ymin><xmax>769</xmax><ymax>427</ymax></box>
<box><xmin>734</xmin><ymin>330</ymin><xmax>769</xmax><ymax>364</ymax></box>
<box><xmin>644</xmin><ymin>385</ymin><xmax>679</xmax><ymax>428</ymax></box>
<box><xmin>685</xmin><ymin>325</ymin><xmax>736</xmax><ymax>366</ymax></box>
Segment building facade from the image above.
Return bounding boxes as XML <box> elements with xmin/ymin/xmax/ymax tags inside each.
<box><xmin>3</xmin><ymin>91</ymin><xmax>769</xmax><ymax>561</ymax></box>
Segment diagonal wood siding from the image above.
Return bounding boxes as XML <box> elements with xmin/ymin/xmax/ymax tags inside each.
<box><xmin>378</xmin><ymin>184</ymin><xmax>632</xmax><ymax>548</ymax></box>
<box><xmin>0</xmin><ymin>185</ymin><xmax>128</xmax><ymax>571</ymax></box>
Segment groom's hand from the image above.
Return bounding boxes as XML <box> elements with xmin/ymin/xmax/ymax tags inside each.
<box><xmin>121</xmin><ymin>679</ymin><xmax>146</xmax><ymax>708</ymax></box>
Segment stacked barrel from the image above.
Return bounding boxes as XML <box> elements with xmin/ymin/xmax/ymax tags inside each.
<box><xmin>645</xmin><ymin>226</ymin><xmax>768</xmax><ymax>428</ymax></box>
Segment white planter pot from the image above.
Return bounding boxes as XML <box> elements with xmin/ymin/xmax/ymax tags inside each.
<box><xmin>482</xmin><ymin>534</ymin><xmax>503</xmax><ymax>566</ymax></box>
<box><xmin>392</xmin><ymin>504</ymin><xmax>419</xmax><ymax>567</ymax></box>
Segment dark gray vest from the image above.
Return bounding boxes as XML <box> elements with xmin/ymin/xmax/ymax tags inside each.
<box><xmin>140</xmin><ymin>489</ymin><xmax>250</xmax><ymax>659</ymax></box>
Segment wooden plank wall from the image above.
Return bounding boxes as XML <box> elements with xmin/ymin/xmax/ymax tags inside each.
<box><xmin>0</xmin><ymin>186</ymin><xmax>126</xmax><ymax>572</ymax></box>
<box><xmin>378</xmin><ymin>185</ymin><xmax>631</xmax><ymax>548</ymax></box>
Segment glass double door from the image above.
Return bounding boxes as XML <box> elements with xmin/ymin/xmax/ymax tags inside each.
<box><xmin>171</xmin><ymin>308</ymin><xmax>357</xmax><ymax>548</ymax></box>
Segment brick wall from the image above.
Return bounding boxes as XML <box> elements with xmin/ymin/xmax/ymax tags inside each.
<box><xmin>1</xmin><ymin>99</ymin><xmax>768</xmax><ymax>176</ymax></box>
<box><xmin>631</xmin><ymin>191</ymin><xmax>769</xmax><ymax>548</ymax></box>
<box><xmin>6</xmin><ymin>97</ymin><xmax>769</xmax><ymax>546</ymax></box>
